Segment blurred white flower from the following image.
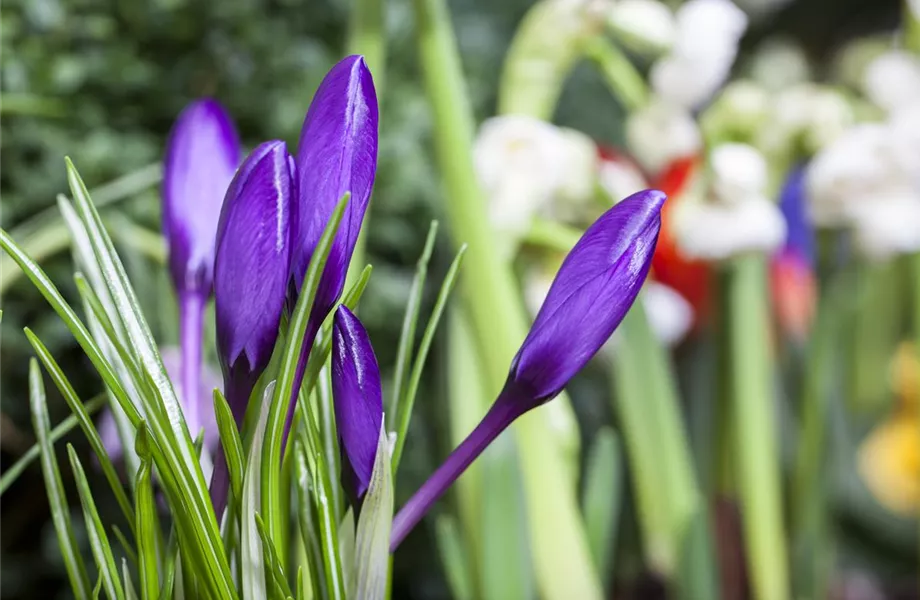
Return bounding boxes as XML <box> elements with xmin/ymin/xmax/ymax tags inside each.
<box><xmin>474</xmin><ymin>115</ymin><xmax>570</xmax><ymax>233</ymax></box>
<box><xmin>626</xmin><ymin>99</ymin><xmax>703</xmax><ymax>173</ymax></box>
<box><xmin>710</xmin><ymin>142</ymin><xmax>768</xmax><ymax>202</ymax></box>
<box><xmin>648</xmin><ymin>0</ymin><xmax>748</xmax><ymax>109</ymax></box>
<box><xmin>643</xmin><ymin>281</ymin><xmax>694</xmax><ymax>346</ymax></box>
<box><xmin>607</xmin><ymin>0</ymin><xmax>676</xmax><ymax>54</ymax></box>
<box><xmin>674</xmin><ymin>194</ymin><xmax>786</xmax><ymax>259</ymax></box>
<box><xmin>862</xmin><ymin>51</ymin><xmax>920</xmax><ymax>115</ymax></box>
<box><xmin>761</xmin><ymin>84</ymin><xmax>854</xmax><ymax>156</ymax></box>
<box><xmin>598</xmin><ymin>153</ymin><xmax>649</xmax><ymax>202</ymax></box>
<box><xmin>748</xmin><ymin>39</ymin><xmax>811</xmax><ymax>91</ymax></box>
<box><xmin>851</xmin><ymin>192</ymin><xmax>920</xmax><ymax>260</ymax></box>
<box><xmin>556</xmin><ymin>127</ymin><xmax>601</xmax><ymax>204</ymax></box>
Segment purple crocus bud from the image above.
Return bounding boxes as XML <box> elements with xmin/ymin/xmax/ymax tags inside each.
<box><xmin>163</xmin><ymin>99</ymin><xmax>241</xmax><ymax>296</ymax></box>
<box><xmin>331</xmin><ymin>306</ymin><xmax>384</xmax><ymax>504</ymax></box>
<box><xmin>163</xmin><ymin>99</ymin><xmax>241</xmax><ymax>453</ymax></box>
<box><xmin>210</xmin><ymin>140</ymin><xmax>294</xmax><ymax>515</ymax></box>
<box><xmin>771</xmin><ymin>166</ymin><xmax>816</xmax><ymax>341</ymax></box>
<box><xmin>285</xmin><ymin>55</ymin><xmax>379</xmax><ymax>440</ymax></box>
<box><xmin>390</xmin><ymin>189</ymin><xmax>665</xmax><ymax>550</ymax></box>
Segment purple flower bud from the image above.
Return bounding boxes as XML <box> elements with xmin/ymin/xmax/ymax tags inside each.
<box><xmin>331</xmin><ymin>306</ymin><xmax>384</xmax><ymax>503</ymax></box>
<box><xmin>283</xmin><ymin>55</ymin><xmax>379</xmax><ymax>445</ymax></box>
<box><xmin>214</xmin><ymin>140</ymin><xmax>294</xmax><ymax>420</ymax></box>
<box><xmin>163</xmin><ymin>99</ymin><xmax>241</xmax><ymax>296</ymax></box>
<box><xmin>390</xmin><ymin>189</ymin><xmax>664</xmax><ymax>550</ymax></box>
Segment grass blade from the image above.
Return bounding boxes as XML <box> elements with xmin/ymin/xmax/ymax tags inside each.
<box><xmin>134</xmin><ymin>423</ymin><xmax>161</xmax><ymax>600</ymax></box>
<box><xmin>26</xmin><ymin>328</ymin><xmax>137</xmax><ymax>535</ymax></box>
<box><xmin>68</xmin><ymin>444</ymin><xmax>126</xmax><ymax>600</ymax></box>
<box><xmin>581</xmin><ymin>428</ymin><xmax>622</xmax><ymax>586</ymax></box>
<box><xmin>353</xmin><ymin>426</ymin><xmax>394</xmax><ymax>600</ymax></box>
<box><xmin>256</xmin><ymin>514</ymin><xmax>295</xmax><ymax>599</ymax></box>
<box><xmin>261</xmin><ymin>194</ymin><xmax>349</xmax><ymax>561</ymax></box>
<box><xmin>28</xmin><ymin>359</ymin><xmax>92</xmax><ymax>598</ymax></box>
<box><xmin>124</xmin><ymin>559</ymin><xmax>140</xmax><ymax>600</ymax></box>
<box><xmin>392</xmin><ymin>244</ymin><xmax>466</xmax><ymax>470</ymax></box>
<box><xmin>243</xmin><ymin>383</ymin><xmax>276</xmax><ymax>600</ymax></box>
<box><xmin>0</xmin><ymin>394</ymin><xmax>105</xmax><ymax>496</ymax></box>
<box><xmin>434</xmin><ymin>516</ymin><xmax>474</xmax><ymax>600</ymax></box>
<box><xmin>214</xmin><ymin>389</ymin><xmax>246</xmax><ymax>514</ymax></box>
<box><xmin>294</xmin><ymin>441</ymin><xmax>328</xmax><ymax>600</ymax></box>
<box><xmin>388</xmin><ymin>221</ymin><xmax>438</xmax><ymax>423</ymax></box>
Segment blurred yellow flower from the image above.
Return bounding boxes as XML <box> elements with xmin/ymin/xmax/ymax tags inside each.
<box><xmin>858</xmin><ymin>343</ymin><xmax>920</xmax><ymax>515</ymax></box>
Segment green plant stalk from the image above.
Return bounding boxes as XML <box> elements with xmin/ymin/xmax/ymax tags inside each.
<box><xmin>412</xmin><ymin>0</ymin><xmax>601</xmax><ymax>596</ymax></box>
<box><xmin>583</xmin><ymin>37</ymin><xmax>648</xmax><ymax>112</ymax></box>
<box><xmin>728</xmin><ymin>255</ymin><xmax>788</xmax><ymax>600</ymax></box>
<box><xmin>906</xmin><ymin>0</ymin><xmax>920</xmax><ymax>54</ymax></box>
<box><xmin>611</xmin><ymin>303</ymin><xmax>718</xmax><ymax>598</ymax></box>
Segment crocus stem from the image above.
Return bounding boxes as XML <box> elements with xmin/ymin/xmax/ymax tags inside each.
<box><xmin>390</xmin><ymin>399</ymin><xmax>518</xmax><ymax>550</ymax></box>
<box><xmin>179</xmin><ymin>292</ymin><xmax>205</xmax><ymax>432</ymax></box>
<box><xmin>728</xmin><ymin>255</ymin><xmax>788</xmax><ymax>600</ymax></box>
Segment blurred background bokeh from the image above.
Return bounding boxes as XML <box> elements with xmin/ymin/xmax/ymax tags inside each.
<box><xmin>2</xmin><ymin>0</ymin><xmax>918</xmax><ymax>598</ymax></box>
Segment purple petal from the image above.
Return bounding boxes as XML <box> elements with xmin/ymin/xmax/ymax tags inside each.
<box><xmin>777</xmin><ymin>165</ymin><xmax>814</xmax><ymax>268</ymax></box>
<box><xmin>510</xmin><ymin>189</ymin><xmax>664</xmax><ymax>402</ymax></box>
<box><xmin>331</xmin><ymin>306</ymin><xmax>383</xmax><ymax>501</ymax></box>
<box><xmin>292</xmin><ymin>55</ymin><xmax>379</xmax><ymax>316</ymax></box>
<box><xmin>163</xmin><ymin>99</ymin><xmax>241</xmax><ymax>296</ymax></box>
<box><xmin>214</xmin><ymin>140</ymin><xmax>293</xmax><ymax>414</ymax></box>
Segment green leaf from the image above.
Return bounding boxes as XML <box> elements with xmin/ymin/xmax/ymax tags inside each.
<box><xmin>124</xmin><ymin>559</ymin><xmax>140</xmax><ymax>600</ymax></box>
<box><xmin>112</xmin><ymin>525</ymin><xmax>139</xmax><ymax>567</ymax></box>
<box><xmin>434</xmin><ymin>516</ymin><xmax>474</xmax><ymax>600</ymax></box>
<box><xmin>256</xmin><ymin>514</ymin><xmax>295</xmax><ymax>599</ymax></box>
<box><xmin>28</xmin><ymin>359</ymin><xmax>92</xmax><ymax>598</ymax></box>
<box><xmin>294</xmin><ymin>440</ymin><xmax>327</xmax><ymax>600</ymax></box>
<box><xmin>581</xmin><ymin>428</ymin><xmax>622</xmax><ymax>586</ymax></box>
<box><xmin>134</xmin><ymin>423</ymin><xmax>161</xmax><ymax>600</ymax></box>
<box><xmin>25</xmin><ymin>328</ymin><xmax>137</xmax><ymax>536</ymax></box>
<box><xmin>214</xmin><ymin>388</ymin><xmax>246</xmax><ymax>515</ymax></box>
<box><xmin>65</xmin><ymin>159</ymin><xmax>235</xmax><ymax>597</ymax></box>
<box><xmin>243</xmin><ymin>382</ymin><xmax>276</xmax><ymax>600</ymax></box>
<box><xmin>0</xmin><ymin>393</ymin><xmax>106</xmax><ymax>496</ymax></box>
<box><xmin>261</xmin><ymin>193</ymin><xmax>349</xmax><ymax>562</ymax></box>
<box><xmin>157</xmin><ymin>527</ymin><xmax>180</xmax><ymax>600</ymax></box>
<box><xmin>353</xmin><ymin>426</ymin><xmax>394</xmax><ymax>600</ymax></box>
<box><xmin>392</xmin><ymin>243</ymin><xmax>466</xmax><ymax>470</ymax></box>
<box><xmin>388</xmin><ymin>221</ymin><xmax>438</xmax><ymax>423</ymax></box>
<box><xmin>68</xmin><ymin>444</ymin><xmax>126</xmax><ymax>600</ymax></box>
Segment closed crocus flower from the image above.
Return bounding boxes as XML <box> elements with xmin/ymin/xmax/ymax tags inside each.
<box><xmin>162</xmin><ymin>99</ymin><xmax>240</xmax><ymax>448</ymax></box>
<box><xmin>331</xmin><ymin>306</ymin><xmax>384</xmax><ymax>504</ymax></box>
<box><xmin>210</xmin><ymin>140</ymin><xmax>293</xmax><ymax>514</ymax></box>
<box><xmin>286</xmin><ymin>55</ymin><xmax>379</xmax><ymax>437</ymax></box>
<box><xmin>390</xmin><ymin>189</ymin><xmax>664</xmax><ymax>549</ymax></box>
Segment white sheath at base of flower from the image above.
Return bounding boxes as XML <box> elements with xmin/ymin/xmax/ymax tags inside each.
<box><xmin>674</xmin><ymin>195</ymin><xmax>787</xmax><ymax>260</ymax></box>
<box><xmin>626</xmin><ymin>100</ymin><xmax>702</xmax><ymax>173</ymax></box>
<box><xmin>861</xmin><ymin>51</ymin><xmax>920</xmax><ymax>115</ymax></box>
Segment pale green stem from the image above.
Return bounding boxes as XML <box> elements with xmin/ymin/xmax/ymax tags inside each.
<box><xmin>906</xmin><ymin>0</ymin><xmax>920</xmax><ymax>53</ymax></box>
<box><xmin>728</xmin><ymin>255</ymin><xmax>789</xmax><ymax>600</ymax></box>
<box><xmin>411</xmin><ymin>0</ymin><xmax>602</xmax><ymax>596</ymax></box>
<box><xmin>583</xmin><ymin>37</ymin><xmax>649</xmax><ymax>112</ymax></box>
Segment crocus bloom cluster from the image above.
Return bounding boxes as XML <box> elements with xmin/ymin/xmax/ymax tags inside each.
<box><xmin>208</xmin><ymin>55</ymin><xmax>378</xmax><ymax>513</ymax></box>
<box><xmin>331</xmin><ymin>306</ymin><xmax>384</xmax><ymax>504</ymax></box>
<box><xmin>389</xmin><ymin>189</ymin><xmax>664</xmax><ymax>549</ymax></box>
<box><xmin>163</xmin><ymin>99</ymin><xmax>240</xmax><ymax>436</ymax></box>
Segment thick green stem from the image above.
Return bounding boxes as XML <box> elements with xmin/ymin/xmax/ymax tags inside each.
<box><xmin>411</xmin><ymin>0</ymin><xmax>602</xmax><ymax>596</ymax></box>
<box><xmin>728</xmin><ymin>255</ymin><xmax>789</xmax><ymax>600</ymax></box>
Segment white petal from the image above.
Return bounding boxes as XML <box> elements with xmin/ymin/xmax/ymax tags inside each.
<box><xmin>862</xmin><ymin>51</ymin><xmax>920</xmax><ymax>114</ymax></box>
<box><xmin>642</xmin><ymin>281</ymin><xmax>694</xmax><ymax>346</ymax></box>
<box><xmin>709</xmin><ymin>142</ymin><xmax>768</xmax><ymax>201</ymax></box>
<box><xmin>626</xmin><ymin>100</ymin><xmax>702</xmax><ymax>173</ymax></box>
<box><xmin>675</xmin><ymin>195</ymin><xmax>787</xmax><ymax>259</ymax></box>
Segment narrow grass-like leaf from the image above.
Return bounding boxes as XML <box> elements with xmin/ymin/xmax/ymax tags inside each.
<box><xmin>338</xmin><ymin>509</ymin><xmax>356</xmax><ymax>588</ymax></box>
<box><xmin>256</xmin><ymin>513</ymin><xmax>295</xmax><ymax>599</ymax></box>
<box><xmin>214</xmin><ymin>389</ymin><xmax>246</xmax><ymax>512</ymax></box>
<box><xmin>66</xmin><ymin>160</ymin><xmax>234</xmax><ymax>597</ymax></box>
<box><xmin>112</xmin><ymin>525</ymin><xmax>138</xmax><ymax>567</ymax></box>
<box><xmin>134</xmin><ymin>423</ymin><xmax>160</xmax><ymax>600</ymax></box>
<box><xmin>316</xmin><ymin>363</ymin><xmax>343</xmax><ymax>519</ymax></box>
<box><xmin>261</xmin><ymin>194</ymin><xmax>348</xmax><ymax>560</ymax></box>
<box><xmin>157</xmin><ymin>527</ymin><xmax>180</xmax><ymax>600</ymax></box>
<box><xmin>68</xmin><ymin>444</ymin><xmax>126</xmax><ymax>600</ymax></box>
<box><xmin>28</xmin><ymin>359</ymin><xmax>92</xmax><ymax>598</ymax></box>
<box><xmin>392</xmin><ymin>244</ymin><xmax>466</xmax><ymax>469</ymax></box>
<box><xmin>388</xmin><ymin>221</ymin><xmax>438</xmax><ymax>423</ymax></box>
<box><xmin>243</xmin><ymin>383</ymin><xmax>276</xmax><ymax>600</ymax></box>
<box><xmin>93</xmin><ymin>572</ymin><xmax>104</xmax><ymax>600</ymax></box>
<box><xmin>124</xmin><ymin>559</ymin><xmax>140</xmax><ymax>600</ymax></box>
<box><xmin>296</xmin><ymin>396</ymin><xmax>346</xmax><ymax>600</ymax></box>
<box><xmin>0</xmin><ymin>394</ymin><xmax>105</xmax><ymax>496</ymax></box>
<box><xmin>26</xmin><ymin>329</ymin><xmax>137</xmax><ymax>535</ymax></box>
<box><xmin>434</xmin><ymin>516</ymin><xmax>474</xmax><ymax>600</ymax></box>
<box><xmin>353</xmin><ymin>426</ymin><xmax>394</xmax><ymax>600</ymax></box>
<box><xmin>294</xmin><ymin>441</ymin><xmax>328</xmax><ymax>600</ymax></box>
<box><xmin>582</xmin><ymin>428</ymin><xmax>622</xmax><ymax>585</ymax></box>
